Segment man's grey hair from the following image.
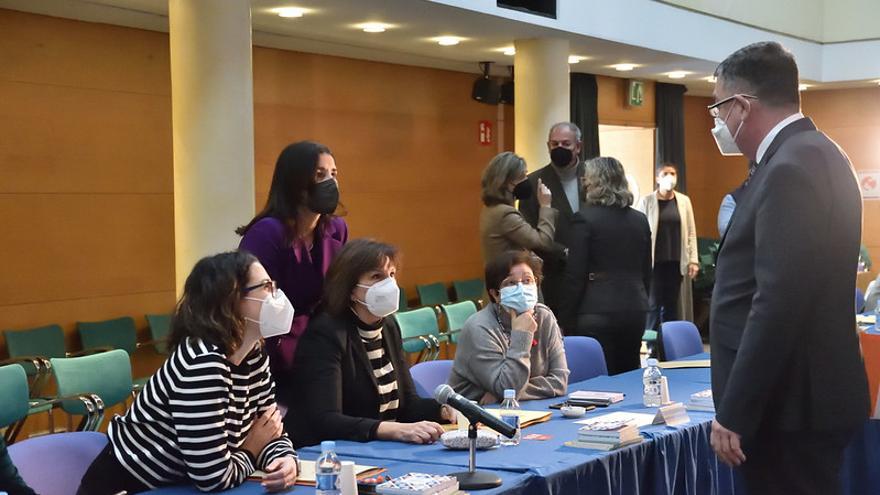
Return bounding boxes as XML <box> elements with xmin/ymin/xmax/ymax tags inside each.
<box><xmin>548</xmin><ymin>122</ymin><xmax>582</xmax><ymax>142</ymax></box>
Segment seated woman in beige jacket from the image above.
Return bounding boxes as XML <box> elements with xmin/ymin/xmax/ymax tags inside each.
<box><xmin>479</xmin><ymin>151</ymin><xmax>559</xmax><ymax>264</ymax></box>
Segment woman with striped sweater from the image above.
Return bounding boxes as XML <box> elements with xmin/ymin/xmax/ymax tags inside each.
<box><xmin>287</xmin><ymin>239</ymin><xmax>455</xmax><ymax>448</ymax></box>
<box><xmin>77</xmin><ymin>251</ymin><xmax>298</xmax><ymax>494</ymax></box>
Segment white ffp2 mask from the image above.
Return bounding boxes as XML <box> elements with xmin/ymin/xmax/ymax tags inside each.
<box><xmin>356</xmin><ymin>277</ymin><xmax>400</xmax><ymax>318</ymax></box>
<box><xmin>244</xmin><ymin>289</ymin><xmax>295</xmax><ymax>339</ymax></box>
<box><xmin>711</xmin><ymin>116</ymin><xmax>744</xmax><ymax>156</ymax></box>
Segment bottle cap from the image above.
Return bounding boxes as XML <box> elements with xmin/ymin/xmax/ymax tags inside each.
<box><xmin>504</xmin><ymin>389</ymin><xmax>516</xmax><ymax>399</ymax></box>
<box><xmin>647</xmin><ymin>358</ymin><xmax>659</xmax><ymax>367</ymax></box>
<box><xmin>321</xmin><ymin>440</ymin><xmax>336</xmax><ymax>453</ymax></box>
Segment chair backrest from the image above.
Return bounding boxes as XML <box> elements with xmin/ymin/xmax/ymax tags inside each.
<box><xmin>453</xmin><ymin>278</ymin><xmax>485</xmax><ymax>303</ymax></box>
<box><xmin>77</xmin><ymin>316</ymin><xmax>138</xmax><ymax>354</ymax></box>
<box><xmin>399</xmin><ymin>286</ymin><xmax>409</xmax><ymax>312</ymax></box>
<box><xmin>8</xmin><ymin>431</ymin><xmax>108</xmax><ymax>495</ymax></box>
<box><xmin>51</xmin><ymin>349</ymin><xmax>133</xmax><ymax>415</ymax></box>
<box><xmin>145</xmin><ymin>313</ymin><xmax>172</xmax><ymax>353</ymax></box>
<box><xmin>661</xmin><ymin>320</ymin><xmax>704</xmax><ymax>360</ymax></box>
<box><xmin>0</xmin><ymin>364</ymin><xmax>30</xmax><ymax>428</ymax></box>
<box><xmin>410</xmin><ymin>360</ymin><xmax>454</xmax><ymax>399</ymax></box>
<box><xmin>417</xmin><ymin>282</ymin><xmax>450</xmax><ymax>307</ymax></box>
<box><xmin>856</xmin><ymin>287</ymin><xmax>866</xmax><ymax>314</ymax></box>
<box><xmin>440</xmin><ymin>301</ymin><xmax>478</xmax><ymax>344</ymax></box>
<box><xmin>563</xmin><ymin>337</ymin><xmax>608</xmax><ymax>382</ymax></box>
<box><xmin>3</xmin><ymin>324</ymin><xmax>67</xmax><ymax>375</ymax></box>
<box><xmin>393</xmin><ymin>307</ymin><xmax>441</xmax><ymax>354</ymax></box>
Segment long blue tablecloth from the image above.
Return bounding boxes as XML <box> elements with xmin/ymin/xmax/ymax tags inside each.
<box><xmin>150</xmin><ymin>353</ymin><xmax>880</xmax><ymax>494</ymax></box>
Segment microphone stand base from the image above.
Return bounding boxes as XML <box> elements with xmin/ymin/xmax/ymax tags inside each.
<box><xmin>449</xmin><ymin>470</ymin><xmax>502</xmax><ymax>490</ymax></box>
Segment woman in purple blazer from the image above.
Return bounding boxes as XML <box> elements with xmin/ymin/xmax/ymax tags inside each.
<box><xmin>238</xmin><ymin>141</ymin><xmax>348</xmax><ymax>400</ymax></box>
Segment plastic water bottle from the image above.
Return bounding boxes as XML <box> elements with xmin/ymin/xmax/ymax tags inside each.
<box><xmin>316</xmin><ymin>440</ymin><xmax>342</xmax><ymax>495</ymax></box>
<box><xmin>499</xmin><ymin>389</ymin><xmax>521</xmax><ymax>446</ymax></box>
<box><xmin>643</xmin><ymin>358</ymin><xmax>663</xmax><ymax>407</ymax></box>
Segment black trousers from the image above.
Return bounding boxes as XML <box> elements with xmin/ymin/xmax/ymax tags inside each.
<box><xmin>574</xmin><ymin>312</ymin><xmax>646</xmax><ymax>375</ymax></box>
<box><xmin>647</xmin><ymin>261</ymin><xmax>682</xmax><ymax>331</ymax></box>
<box><xmin>739</xmin><ymin>429</ymin><xmax>855</xmax><ymax>495</ymax></box>
<box><xmin>77</xmin><ymin>443</ymin><xmax>149</xmax><ymax>495</ymax></box>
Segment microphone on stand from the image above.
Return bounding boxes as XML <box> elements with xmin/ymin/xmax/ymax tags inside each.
<box><xmin>434</xmin><ymin>384</ymin><xmax>517</xmax><ymax>438</ymax></box>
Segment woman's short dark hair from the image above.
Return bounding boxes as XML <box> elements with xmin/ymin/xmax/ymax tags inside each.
<box><xmin>583</xmin><ymin>157</ymin><xmax>633</xmax><ymax>208</ymax></box>
<box><xmin>168</xmin><ymin>250</ymin><xmax>257</xmax><ymax>354</ymax></box>
<box><xmin>484</xmin><ymin>250</ymin><xmax>543</xmax><ymax>301</ymax></box>
<box><xmin>481</xmin><ymin>152</ymin><xmax>527</xmax><ymax>206</ymax></box>
<box><xmin>236</xmin><ymin>141</ymin><xmax>334</xmax><ymax>237</ymax></box>
<box><xmin>323</xmin><ymin>239</ymin><xmax>400</xmax><ymax>317</ymax></box>
<box><xmin>714</xmin><ymin>41</ymin><xmax>800</xmax><ymax>109</ymax></box>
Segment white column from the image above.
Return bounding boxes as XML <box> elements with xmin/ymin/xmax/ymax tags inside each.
<box><xmin>169</xmin><ymin>0</ymin><xmax>255</xmax><ymax>295</ymax></box>
<box><xmin>514</xmin><ymin>38</ymin><xmax>570</xmax><ymax>172</ymax></box>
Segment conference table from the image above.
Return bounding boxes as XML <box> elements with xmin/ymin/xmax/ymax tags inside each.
<box><xmin>150</xmin><ymin>353</ymin><xmax>880</xmax><ymax>495</ymax></box>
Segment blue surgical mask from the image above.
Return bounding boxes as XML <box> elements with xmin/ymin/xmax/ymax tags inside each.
<box><xmin>499</xmin><ymin>283</ymin><xmax>538</xmax><ymax>314</ymax></box>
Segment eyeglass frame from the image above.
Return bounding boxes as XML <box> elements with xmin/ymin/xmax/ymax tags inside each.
<box><xmin>707</xmin><ymin>94</ymin><xmax>758</xmax><ymax>119</ymax></box>
<box><xmin>243</xmin><ymin>279</ymin><xmax>278</xmax><ymax>296</ymax></box>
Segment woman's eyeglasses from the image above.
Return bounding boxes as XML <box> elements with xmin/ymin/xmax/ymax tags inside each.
<box><xmin>243</xmin><ymin>279</ymin><xmax>277</xmax><ymax>296</ymax></box>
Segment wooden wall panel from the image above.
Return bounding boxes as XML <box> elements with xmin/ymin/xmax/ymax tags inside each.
<box><xmin>803</xmin><ymin>87</ymin><xmax>880</xmax><ymax>289</ymax></box>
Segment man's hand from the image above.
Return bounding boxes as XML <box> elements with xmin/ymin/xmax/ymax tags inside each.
<box><xmin>710</xmin><ymin>419</ymin><xmax>746</xmax><ymax>466</ymax></box>
<box><xmin>688</xmin><ymin>263</ymin><xmax>700</xmax><ymax>279</ymax></box>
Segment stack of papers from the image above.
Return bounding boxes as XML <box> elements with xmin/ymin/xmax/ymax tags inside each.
<box><xmin>250</xmin><ymin>460</ymin><xmax>383</xmax><ymax>486</ymax></box>
<box><xmin>568</xmin><ymin>390</ymin><xmax>625</xmax><ymax>406</ymax></box>
<box><xmin>377</xmin><ymin>473</ymin><xmax>459</xmax><ymax>495</ymax></box>
<box><xmin>686</xmin><ymin>389</ymin><xmax>715</xmax><ymax>412</ymax></box>
<box><xmin>484</xmin><ymin>409</ymin><xmax>552</xmax><ymax>428</ymax></box>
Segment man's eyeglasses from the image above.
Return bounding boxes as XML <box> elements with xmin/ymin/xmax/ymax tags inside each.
<box><xmin>243</xmin><ymin>279</ymin><xmax>277</xmax><ymax>296</ymax></box>
<box><xmin>707</xmin><ymin>94</ymin><xmax>757</xmax><ymax>119</ymax></box>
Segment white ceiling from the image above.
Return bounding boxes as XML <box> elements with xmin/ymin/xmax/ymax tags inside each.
<box><xmin>1</xmin><ymin>0</ymin><xmax>877</xmax><ymax>96</ymax></box>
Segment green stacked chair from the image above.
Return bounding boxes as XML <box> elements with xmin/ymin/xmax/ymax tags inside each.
<box><xmin>452</xmin><ymin>279</ymin><xmax>486</xmax><ymax>308</ymax></box>
<box><xmin>393</xmin><ymin>307</ymin><xmax>443</xmax><ymax>362</ymax></box>
<box><xmin>76</xmin><ymin>316</ymin><xmax>152</xmax><ymax>389</ymax></box>
<box><xmin>416</xmin><ymin>282</ymin><xmax>450</xmax><ymax>308</ymax></box>
<box><xmin>398</xmin><ymin>287</ymin><xmax>410</xmax><ymax>312</ymax></box>
<box><xmin>0</xmin><ymin>363</ymin><xmax>102</xmax><ymax>442</ymax></box>
<box><xmin>440</xmin><ymin>300</ymin><xmax>478</xmax><ymax>345</ymax></box>
<box><xmin>50</xmin><ymin>350</ymin><xmax>133</xmax><ymax>428</ymax></box>
<box><xmin>144</xmin><ymin>314</ymin><xmax>172</xmax><ymax>354</ymax></box>
<box><xmin>3</xmin><ymin>325</ymin><xmax>66</xmax><ymax>376</ymax></box>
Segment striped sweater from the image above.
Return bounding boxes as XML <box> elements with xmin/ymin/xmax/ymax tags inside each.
<box><xmin>108</xmin><ymin>338</ymin><xmax>296</xmax><ymax>491</ymax></box>
<box><xmin>357</xmin><ymin>327</ymin><xmax>399</xmax><ymax>420</ymax></box>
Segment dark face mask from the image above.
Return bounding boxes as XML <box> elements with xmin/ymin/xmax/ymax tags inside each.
<box><xmin>512</xmin><ymin>179</ymin><xmax>533</xmax><ymax>200</ymax></box>
<box><xmin>307</xmin><ymin>179</ymin><xmax>339</xmax><ymax>214</ymax></box>
<box><xmin>550</xmin><ymin>147</ymin><xmax>574</xmax><ymax>168</ymax></box>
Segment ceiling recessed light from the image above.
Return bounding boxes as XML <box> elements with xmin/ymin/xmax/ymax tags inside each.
<box><xmin>359</xmin><ymin>22</ymin><xmax>390</xmax><ymax>33</ymax></box>
<box><xmin>273</xmin><ymin>7</ymin><xmax>306</xmax><ymax>18</ymax></box>
<box><xmin>435</xmin><ymin>36</ymin><xmax>463</xmax><ymax>46</ymax></box>
<box><xmin>667</xmin><ymin>71</ymin><xmax>689</xmax><ymax>79</ymax></box>
<box><xmin>612</xmin><ymin>63</ymin><xmax>636</xmax><ymax>72</ymax></box>
<box><xmin>569</xmin><ymin>55</ymin><xmax>587</xmax><ymax>64</ymax></box>
<box><xmin>799</xmin><ymin>83</ymin><xmax>811</xmax><ymax>91</ymax></box>
<box><xmin>500</xmin><ymin>46</ymin><xmax>516</xmax><ymax>56</ymax></box>
<box><xmin>706</xmin><ymin>76</ymin><xmax>717</xmax><ymax>83</ymax></box>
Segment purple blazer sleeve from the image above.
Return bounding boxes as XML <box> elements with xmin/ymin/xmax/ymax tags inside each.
<box><xmin>238</xmin><ymin>218</ymin><xmax>286</xmax><ymax>282</ymax></box>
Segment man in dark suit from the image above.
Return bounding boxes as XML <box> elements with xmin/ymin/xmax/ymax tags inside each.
<box><xmin>709</xmin><ymin>41</ymin><xmax>869</xmax><ymax>494</ymax></box>
<box><xmin>519</xmin><ymin>122</ymin><xmax>584</xmax><ymax>314</ymax></box>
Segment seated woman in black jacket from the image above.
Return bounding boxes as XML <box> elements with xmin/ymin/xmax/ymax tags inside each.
<box><xmin>288</xmin><ymin>239</ymin><xmax>454</xmax><ymax>447</ymax></box>
<box><xmin>558</xmin><ymin>157</ymin><xmax>652</xmax><ymax>375</ymax></box>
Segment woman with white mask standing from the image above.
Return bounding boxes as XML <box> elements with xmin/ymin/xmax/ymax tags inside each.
<box><xmin>448</xmin><ymin>250</ymin><xmax>569</xmax><ymax>404</ymax></box>
<box><xmin>636</xmin><ymin>163</ymin><xmax>699</xmax><ymax>334</ymax></box>
<box><xmin>288</xmin><ymin>239</ymin><xmax>455</xmax><ymax>448</ymax></box>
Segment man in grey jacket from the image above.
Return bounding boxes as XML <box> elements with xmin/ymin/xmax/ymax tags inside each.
<box><xmin>448</xmin><ymin>250</ymin><xmax>569</xmax><ymax>403</ymax></box>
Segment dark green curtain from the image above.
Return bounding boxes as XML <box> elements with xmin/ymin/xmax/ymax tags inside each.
<box><xmin>570</xmin><ymin>73</ymin><xmax>600</xmax><ymax>160</ymax></box>
<box><xmin>655</xmin><ymin>82</ymin><xmax>688</xmax><ymax>191</ymax></box>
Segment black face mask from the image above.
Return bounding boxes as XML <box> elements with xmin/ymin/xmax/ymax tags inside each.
<box><xmin>307</xmin><ymin>179</ymin><xmax>339</xmax><ymax>214</ymax></box>
<box><xmin>512</xmin><ymin>179</ymin><xmax>533</xmax><ymax>200</ymax></box>
<box><xmin>550</xmin><ymin>147</ymin><xmax>574</xmax><ymax>168</ymax></box>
